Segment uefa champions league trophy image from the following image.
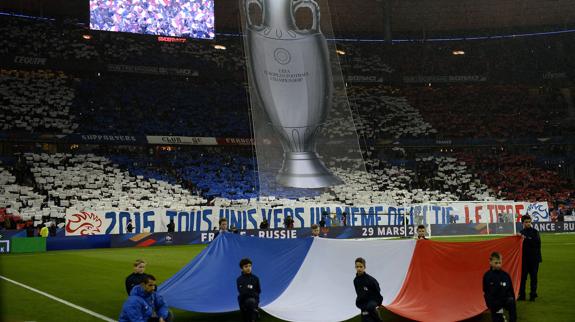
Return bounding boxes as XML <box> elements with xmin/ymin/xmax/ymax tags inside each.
<box><xmin>243</xmin><ymin>0</ymin><xmax>343</xmax><ymax>188</ymax></box>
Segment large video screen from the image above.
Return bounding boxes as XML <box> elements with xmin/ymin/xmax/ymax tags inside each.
<box><xmin>89</xmin><ymin>0</ymin><xmax>215</xmax><ymax>39</ymax></box>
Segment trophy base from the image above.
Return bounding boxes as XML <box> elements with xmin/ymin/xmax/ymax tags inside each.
<box><xmin>277</xmin><ymin>152</ymin><xmax>343</xmax><ymax>188</ymax></box>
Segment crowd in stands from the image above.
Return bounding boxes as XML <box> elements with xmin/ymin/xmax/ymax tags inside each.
<box><xmin>0</xmin><ymin>15</ymin><xmax>572</xmax><ymax>230</ymax></box>
<box><xmin>0</xmin><ymin>147</ymin><xmax>499</xmax><ymax>220</ymax></box>
<box><xmin>24</xmin><ymin>152</ymin><xmax>206</xmax><ymax>212</ymax></box>
<box><xmin>74</xmin><ymin>74</ymin><xmax>250</xmax><ymax>137</ymax></box>
<box><xmin>403</xmin><ymin>85</ymin><xmax>567</xmax><ymax>139</ymax></box>
<box><xmin>339</xmin><ymin>34</ymin><xmax>574</xmax><ymax>78</ymax></box>
<box><xmin>347</xmin><ymin>85</ymin><xmax>436</xmax><ymax>140</ymax></box>
<box><xmin>2</xmin><ymin>15</ymin><xmax>573</xmax><ymax>77</ymax></box>
<box><xmin>1</xmin><ymin>158</ymin><xmax>53</xmax><ymax>230</ymax></box>
<box><xmin>6</xmin><ymin>66</ymin><xmax>568</xmax><ymax>141</ymax></box>
<box><xmin>0</xmin><ymin>15</ymin><xmax>243</xmax><ymax>71</ymax></box>
<box><xmin>0</xmin><ymin>69</ymin><xmax>78</xmax><ymax>133</ymax></box>
<box><xmin>456</xmin><ymin>151</ymin><xmax>574</xmax><ymax>203</ymax></box>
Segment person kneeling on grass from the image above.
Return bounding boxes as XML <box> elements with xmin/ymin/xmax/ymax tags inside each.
<box><xmin>483</xmin><ymin>252</ymin><xmax>516</xmax><ymax>322</ymax></box>
<box><xmin>119</xmin><ymin>274</ymin><xmax>173</xmax><ymax>322</ymax></box>
<box><xmin>237</xmin><ymin>258</ymin><xmax>261</xmax><ymax>322</ymax></box>
<box><xmin>354</xmin><ymin>257</ymin><xmax>384</xmax><ymax>322</ymax></box>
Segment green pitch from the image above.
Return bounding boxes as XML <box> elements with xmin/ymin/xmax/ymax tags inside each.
<box><xmin>1</xmin><ymin>234</ymin><xmax>574</xmax><ymax>322</ymax></box>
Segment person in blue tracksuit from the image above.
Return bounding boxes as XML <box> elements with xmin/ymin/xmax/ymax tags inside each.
<box><xmin>119</xmin><ymin>274</ymin><xmax>173</xmax><ymax>322</ymax></box>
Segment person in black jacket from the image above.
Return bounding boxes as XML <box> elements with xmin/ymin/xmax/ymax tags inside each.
<box><xmin>483</xmin><ymin>252</ymin><xmax>517</xmax><ymax>322</ymax></box>
<box><xmin>518</xmin><ymin>214</ymin><xmax>542</xmax><ymax>301</ymax></box>
<box><xmin>25</xmin><ymin>221</ymin><xmax>35</xmax><ymax>237</ymax></box>
<box><xmin>353</xmin><ymin>257</ymin><xmax>383</xmax><ymax>322</ymax></box>
<box><xmin>125</xmin><ymin>259</ymin><xmax>147</xmax><ymax>295</ymax></box>
<box><xmin>237</xmin><ymin>258</ymin><xmax>261</xmax><ymax>322</ymax></box>
<box><xmin>48</xmin><ymin>221</ymin><xmax>58</xmax><ymax>237</ymax></box>
<box><xmin>259</xmin><ymin>218</ymin><xmax>269</xmax><ymax>230</ymax></box>
<box><xmin>319</xmin><ymin>212</ymin><xmax>327</xmax><ymax>228</ymax></box>
<box><xmin>126</xmin><ymin>219</ymin><xmax>134</xmax><ymax>233</ymax></box>
<box><xmin>283</xmin><ymin>216</ymin><xmax>294</xmax><ymax>229</ymax></box>
<box><xmin>167</xmin><ymin>219</ymin><xmax>175</xmax><ymax>233</ymax></box>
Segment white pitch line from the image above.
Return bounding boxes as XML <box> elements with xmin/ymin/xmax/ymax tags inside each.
<box><xmin>0</xmin><ymin>275</ymin><xmax>116</xmax><ymax>322</ymax></box>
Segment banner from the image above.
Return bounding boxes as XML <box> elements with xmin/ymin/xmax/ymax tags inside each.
<box><xmin>107</xmin><ymin>64</ymin><xmax>198</xmax><ymax>76</ymax></box>
<box><xmin>517</xmin><ymin>221</ymin><xmax>575</xmax><ymax>233</ymax></box>
<box><xmin>402</xmin><ymin>75</ymin><xmax>487</xmax><ymax>83</ymax></box>
<box><xmin>146</xmin><ymin>136</ymin><xmax>218</xmax><ymax>145</ymax></box>
<box><xmin>65</xmin><ymin>201</ymin><xmax>549</xmax><ymax>236</ymax></box>
<box><xmin>13</xmin><ymin>56</ymin><xmax>48</xmax><ymax>66</ymax></box>
<box><xmin>109</xmin><ymin>225</ymin><xmax>415</xmax><ymax>247</ymax></box>
<box><xmin>346</xmin><ymin>75</ymin><xmax>386</xmax><ymax>83</ymax></box>
<box><xmin>215</xmin><ymin>137</ymin><xmax>255</xmax><ymax>145</ymax></box>
<box><xmin>71</xmin><ymin>134</ymin><xmax>143</xmax><ymax>144</ymax></box>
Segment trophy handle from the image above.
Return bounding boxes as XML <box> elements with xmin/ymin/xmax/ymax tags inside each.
<box><xmin>245</xmin><ymin>0</ymin><xmax>265</xmax><ymax>30</ymax></box>
<box><xmin>292</xmin><ymin>0</ymin><xmax>320</xmax><ymax>32</ymax></box>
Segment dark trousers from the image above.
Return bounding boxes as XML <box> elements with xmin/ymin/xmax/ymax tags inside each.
<box><xmin>359</xmin><ymin>301</ymin><xmax>382</xmax><ymax>322</ymax></box>
<box><xmin>148</xmin><ymin>310</ymin><xmax>173</xmax><ymax>322</ymax></box>
<box><xmin>240</xmin><ymin>297</ymin><xmax>259</xmax><ymax>322</ymax></box>
<box><xmin>489</xmin><ymin>297</ymin><xmax>516</xmax><ymax>322</ymax></box>
<box><xmin>519</xmin><ymin>261</ymin><xmax>539</xmax><ymax>298</ymax></box>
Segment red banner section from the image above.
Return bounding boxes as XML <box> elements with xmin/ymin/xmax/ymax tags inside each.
<box><xmin>387</xmin><ymin>236</ymin><xmax>522</xmax><ymax>322</ymax></box>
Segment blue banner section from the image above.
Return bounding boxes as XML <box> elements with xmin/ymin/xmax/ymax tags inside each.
<box><xmin>46</xmin><ymin>235</ymin><xmax>111</xmax><ymax>251</ymax></box>
<box><xmin>488</xmin><ymin>223</ymin><xmax>515</xmax><ymax>235</ymax></box>
<box><xmin>109</xmin><ymin>225</ymin><xmax>414</xmax><ymax>247</ymax></box>
<box><xmin>0</xmin><ymin>230</ymin><xmax>27</xmax><ymax>239</ymax></box>
<box><xmin>516</xmin><ymin>221</ymin><xmax>575</xmax><ymax>233</ymax></box>
<box><xmin>158</xmin><ymin>233</ymin><xmax>313</xmax><ymax>313</ymax></box>
<box><xmin>110</xmin><ymin>232</ymin><xmax>207</xmax><ymax>247</ymax></box>
<box><xmin>430</xmin><ymin>223</ymin><xmax>488</xmax><ymax>236</ymax></box>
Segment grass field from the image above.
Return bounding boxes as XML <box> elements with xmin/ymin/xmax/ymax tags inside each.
<box><xmin>1</xmin><ymin>234</ymin><xmax>574</xmax><ymax>322</ymax></box>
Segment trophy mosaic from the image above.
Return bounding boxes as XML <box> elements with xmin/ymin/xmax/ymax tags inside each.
<box><xmin>242</xmin><ymin>0</ymin><xmax>343</xmax><ymax>188</ymax></box>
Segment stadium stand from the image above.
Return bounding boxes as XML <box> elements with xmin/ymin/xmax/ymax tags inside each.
<box><xmin>0</xmin><ymin>69</ymin><xmax>78</xmax><ymax>133</ymax></box>
<box><xmin>0</xmin><ymin>14</ymin><xmax>572</xmax><ymax>225</ymax></box>
<box><xmin>22</xmin><ymin>153</ymin><xmax>206</xmax><ymax>214</ymax></box>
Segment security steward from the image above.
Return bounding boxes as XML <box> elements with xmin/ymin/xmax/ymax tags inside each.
<box><xmin>518</xmin><ymin>214</ymin><xmax>542</xmax><ymax>301</ymax></box>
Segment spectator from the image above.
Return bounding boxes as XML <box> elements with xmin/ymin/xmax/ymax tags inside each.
<box><xmin>167</xmin><ymin>219</ymin><xmax>175</xmax><ymax>233</ymax></box>
<box><xmin>259</xmin><ymin>218</ymin><xmax>269</xmax><ymax>230</ymax></box>
<box><xmin>127</xmin><ymin>220</ymin><xmax>134</xmax><ymax>233</ymax></box>
<box><xmin>319</xmin><ymin>213</ymin><xmax>327</xmax><ymax>228</ymax></box>
<box><xmin>284</xmin><ymin>216</ymin><xmax>294</xmax><ymax>229</ymax></box>
<box><xmin>26</xmin><ymin>221</ymin><xmax>35</xmax><ymax>237</ymax></box>
<box><xmin>49</xmin><ymin>221</ymin><xmax>58</xmax><ymax>237</ymax></box>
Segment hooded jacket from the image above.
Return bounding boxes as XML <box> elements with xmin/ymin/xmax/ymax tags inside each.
<box><xmin>119</xmin><ymin>284</ymin><xmax>169</xmax><ymax>322</ymax></box>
